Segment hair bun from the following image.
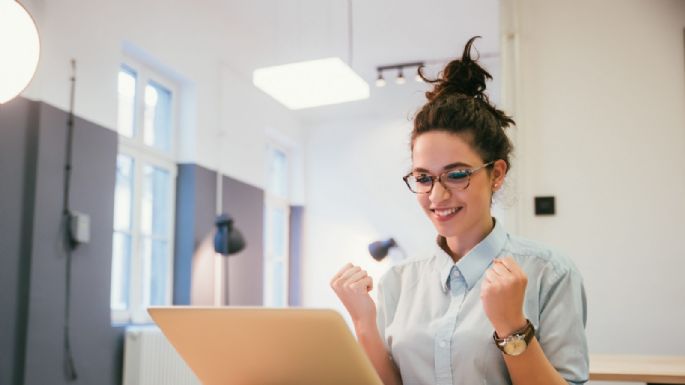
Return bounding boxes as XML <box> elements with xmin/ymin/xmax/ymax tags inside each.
<box><xmin>421</xmin><ymin>36</ymin><xmax>492</xmax><ymax>102</ymax></box>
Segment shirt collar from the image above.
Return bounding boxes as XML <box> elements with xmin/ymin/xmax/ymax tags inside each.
<box><xmin>436</xmin><ymin>218</ymin><xmax>508</xmax><ymax>292</ymax></box>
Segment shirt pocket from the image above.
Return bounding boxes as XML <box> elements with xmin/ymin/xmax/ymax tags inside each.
<box><xmin>477</xmin><ymin>341</ymin><xmax>509</xmax><ymax>385</ymax></box>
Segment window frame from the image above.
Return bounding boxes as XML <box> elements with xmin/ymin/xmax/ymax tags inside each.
<box><xmin>263</xmin><ymin>141</ymin><xmax>291</xmax><ymax>307</ymax></box>
<box><xmin>111</xmin><ymin>57</ymin><xmax>178</xmax><ymax>325</ymax></box>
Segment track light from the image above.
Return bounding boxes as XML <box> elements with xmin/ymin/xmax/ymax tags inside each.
<box><xmin>375</xmin><ymin>61</ymin><xmax>424</xmax><ymax>87</ymax></box>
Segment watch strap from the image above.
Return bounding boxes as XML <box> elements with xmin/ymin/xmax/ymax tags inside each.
<box><xmin>492</xmin><ymin>319</ymin><xmax>535</xmax><ymax>354</ymax></box>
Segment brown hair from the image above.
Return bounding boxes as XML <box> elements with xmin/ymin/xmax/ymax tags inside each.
<box><xmin>412</xmin><ymin>36</ymin><xmax>515</xmax><ymax>172</ymax></box>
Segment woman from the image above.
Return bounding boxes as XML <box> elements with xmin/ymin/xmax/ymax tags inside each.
<box><xmin>330</xmin><ymin>37</ymin><xmax>588</xmax><ymax>385</ymax></box>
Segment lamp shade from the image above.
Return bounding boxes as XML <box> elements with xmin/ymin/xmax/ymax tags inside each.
<box><xmin>214</xmin><ymin>213</ymin><xmax>246</xmax><ymax>256</ymax></box>
<box><xmin>0</xmin><ymin>0</ymin><xmax>41</xmax><ymax>104</ymax></box>
<box><xmin>368</xmin><ymin>238</ymin><xmax>397</xmax><ymax>261</ymax></box>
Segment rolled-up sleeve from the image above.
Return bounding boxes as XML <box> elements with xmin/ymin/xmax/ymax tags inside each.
<box><xmin>538</xmin><ymin>262</ymin><xmax>589</xmax><ymax>384</ymax></box>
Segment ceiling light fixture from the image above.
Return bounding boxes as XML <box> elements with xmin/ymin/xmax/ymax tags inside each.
<box><xmin>375</xmin><ymin>61</ymin><xmax>424</xmax><ymax>87</ymax></box>
<box><xmin>253</xmin><ymin>58</ymin><xmax>369</xmax><ymax>110</ymax></box>
<box><xmin>252</xmin><ymin>0</ymin><xmax>369</xmax><ymax>110</ymax></box>
<box><xmin>0</xmin><ymin>0</ymin><xmax>41</xmax><ymax>104</ymax></box>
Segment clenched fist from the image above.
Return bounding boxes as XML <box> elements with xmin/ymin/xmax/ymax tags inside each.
<box><xmin>330</xmin><ymin>263</ymin><xmax>376</xmax><ymax>327</ymax></box>
<box><xmin>481</xmin><ymin>256</ymin><xmax>528</xmax><ymax>337</ymax></box>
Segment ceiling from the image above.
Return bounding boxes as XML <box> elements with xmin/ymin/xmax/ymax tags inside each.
<box><xmin>216</xmin><ymin>0</ymin><xmax>501</xmax><ymax>126</ymax></box>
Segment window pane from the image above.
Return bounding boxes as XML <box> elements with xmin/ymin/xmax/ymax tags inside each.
<box><xmin>113</xmin><ymin>155</ymin><xmax>134</xmax><ymax>231</ymax></box>
<box><xmin>264</xmin><ymin>260</ymin><xmax>287</xmax><ymax>307</ymax></box>
<box><xmin>270</xmin><ymin>206</ymin><xmax>286</xmax><ymax>258</ymax></box>
<box><xmin>139</xmin><ymin>164</ymin><xmax>171</xmax><ymax>308</ymax></box>
<box><xmin>111</xmin><ymin>154</ymin><xmax>133</xmax><ymax>314</ymax></box>
<box><xmin>264</xmin><ymin>203</ymin><xmax>288</xmax><ymax>307</ymax></box>
<box><xmin>143</xmin><ymin>81</ymin><xmax>172</xmax><ymax>152</ymax></box>
<box><xmin>111</xmin><ymin>231</ymin><xmax>131</xmax><ymax>311</ymax></box>
<box><xmin>140</xmin><ymin>164</ymin><xmax>171</xmax><ymax>238</ymax></box>
<box><xmin>271</xmin><ymin>260</ymin><xmax>285</xmax><ymax>307</ymax></box>
<box><xmin>140</xmin><ymin>237</ymin><xmax>169</xmax><ymax>307</ymax></box>
<box><xmin>268</xmin><ymin>148</ymin><xmax>288</xmax><ymax>198</ymax></box>
<box><xmin>117</xmin><ymin>66</ymin><xmax>137</xmax><ymax>138</ymax></box>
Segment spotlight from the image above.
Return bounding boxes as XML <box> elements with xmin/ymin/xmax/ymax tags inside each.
<box><xmin>396</xmin><ymin>69</ymin><xmax>406</xmax><ymax>85</ymax></box>
<box><xmin>368</xmin><ymin>238</ymin><xmax>397</xmax><ymax>261</ymax></box>
<box><xmin>375</xmin><ymin>72</ymin><xmax>386</xmax><ymax>87</ymax></box>
<box><xmin>368</xmin><ymin>238</ymin><xmax>407</xmax><ymax>262</ymax></box>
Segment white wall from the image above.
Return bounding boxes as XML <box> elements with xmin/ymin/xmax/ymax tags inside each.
<box><xmin>508</xmin><ymin>0</ymin><xmax>685</xmax><ymax>359</ymax></box>
<box><xmin>19</xmin><ymin>0</ymin><xmax>305</xmax><ymax>192</ymax></box>
<box><xmin>302</xmin><ymin>117</ymin><xmax>432</xmax><ymax>318</ymax></box>
<box><xmin>219</xmin><ymin>65</ymin><xmax>305</xmax><ymax>202</ymax></box>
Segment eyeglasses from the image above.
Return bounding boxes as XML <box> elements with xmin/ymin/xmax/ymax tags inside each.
<box><xmin>403</xmin><ymin>161</ymin><xmax>494</xmax><ymax>194</ymax></box>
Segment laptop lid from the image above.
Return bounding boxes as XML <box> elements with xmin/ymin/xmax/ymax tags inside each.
<box><xmin>148</xmin><ymin>307</ymin><xmax>384</xmax><ymax>385</ymax></box>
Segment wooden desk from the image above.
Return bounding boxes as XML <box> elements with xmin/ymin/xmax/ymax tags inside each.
<box><xmin>590</xmin><ymin>354</ymin><xmax>685</xmax><ymax>384</ymax></box>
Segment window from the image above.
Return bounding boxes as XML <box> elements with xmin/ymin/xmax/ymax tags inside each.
<box><xmin>112</xmin><ymin>59</ymin><xmax>177</xmax><ymax>324</ymax></box>
<box><xmin>264</xmin><ymin>144</ymin><xmax>290</xmax><ymax>307</ymax></box>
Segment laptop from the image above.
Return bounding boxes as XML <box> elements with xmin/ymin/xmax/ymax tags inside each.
<box><xmin>148</xmin><ymin>307</ymin><xmax>384</xmax><ymax>385</ymax></box>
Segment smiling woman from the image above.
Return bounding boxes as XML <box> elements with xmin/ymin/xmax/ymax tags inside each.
<box><xmin>331</xmin><ymin>36</ymin><xmax>589</xmax><ymax>385</ymax></box>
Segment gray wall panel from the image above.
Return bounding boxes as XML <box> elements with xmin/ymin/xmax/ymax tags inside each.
<box><xmin>1</xmin><ymin>97</ymin><xmax>267</xmax><ymax>385</ymax></box>
<box><xmin>222</xmin><ymin>175</ymin><xmax>264</xmax><ymax>306</ymax></box>
<box><xmin>174</xmin><ymin>164</ymin><xmax>197</xmax><ymax>305</ymax></box>
<box><xmin>176</xmin><ymin>167</ymin><xmax>265</xmax><ymax>306</ymax></box>
<box><xmin>175</xmin><ymin>164</ymin><xmax>217</xmax><ymax>305</ymax></box>
<box><xmin>23</xmin><ymin>102</ymin><xmax>69</xmax><ymax>385</ymax></box>
<box><xmin>192</xmin><ymin>166</ymin><xmax>217</xmax><ymax>264</ymax></box>
<box><xmin>0</xmin><ymin>97</ymin><xmax>39</xmax><ymax>385</ymax></box>
<box><xmin>11</xmin><ymin>101</ymin><xmax>120</xmax><ymax>385</ymax></box>
<box><xmin>289</xmin><ymin>206</ymin><xmax>304</xmax><ymax>306</ymax></box>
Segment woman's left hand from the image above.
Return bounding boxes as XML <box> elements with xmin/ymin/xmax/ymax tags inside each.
<box><xmin>481</xmin><ymin>256</ymin><xmax>528</xmax><ymax>337</ymax></box>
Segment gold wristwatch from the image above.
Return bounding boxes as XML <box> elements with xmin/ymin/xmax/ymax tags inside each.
<box><xmin>493</xmin><ymin>319</ymin><xmax>535</xmax><ymax>356</ymax></box>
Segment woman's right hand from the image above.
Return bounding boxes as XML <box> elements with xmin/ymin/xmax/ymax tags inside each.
<box><xmin>330</xmin><ymin>263</ymin><xmax>377</xmax><ymax>327</ymax></box>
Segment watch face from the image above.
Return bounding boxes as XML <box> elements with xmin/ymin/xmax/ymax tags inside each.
<box><xmin>503</xmin><ymin>336</ymin><xmax>527</xmax><ymax>356</ymax></box>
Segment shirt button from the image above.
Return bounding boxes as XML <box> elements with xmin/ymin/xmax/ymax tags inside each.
<box><xmin>439</xmin><ymin>340</ymin><xmax>448</xmax><ymax>348</ymax></box>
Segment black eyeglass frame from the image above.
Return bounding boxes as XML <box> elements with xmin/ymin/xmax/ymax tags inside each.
<box><xmin>402</xmin><ymin>161</ymin><xmax>495</xmax><ymax>194</ymax></box>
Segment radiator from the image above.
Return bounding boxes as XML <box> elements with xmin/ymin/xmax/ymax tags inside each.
<box><xmin>123</xmin><ymin>326</ymin><xmax>202</xmax><ymax>385</ymax></box>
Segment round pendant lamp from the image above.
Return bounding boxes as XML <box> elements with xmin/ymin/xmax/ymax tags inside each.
<box><xmin>0</xmin><ymin>0</ymin><xmax>40</xmax><ymax>104</ymax></box>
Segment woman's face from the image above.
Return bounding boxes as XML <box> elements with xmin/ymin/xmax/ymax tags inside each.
<box><xmin>411</xmin><ymin>131</ymin><xmax>505</xmax><ymax>243</ymax></box>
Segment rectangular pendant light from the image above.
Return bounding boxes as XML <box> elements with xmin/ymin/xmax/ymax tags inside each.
<box><xmin>253</xmin><ymin>57</ymin><xmax>370</xmax><ymax>110</ymax></box>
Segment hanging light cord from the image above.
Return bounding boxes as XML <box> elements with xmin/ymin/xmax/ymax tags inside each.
<box><xmin>61</xmin><ymin>58</ymin><xmax>78</xmax><ymax>381</ymax></box>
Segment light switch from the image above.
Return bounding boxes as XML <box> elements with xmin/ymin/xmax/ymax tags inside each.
<box><xmin>534</xmin><ymin>196</ymin><xmax>555</xmax><ymax>216</ymax></box>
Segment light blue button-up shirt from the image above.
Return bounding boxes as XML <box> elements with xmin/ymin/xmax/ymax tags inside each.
<box><xmin>376</xmin><ymin>220</ymin><xmax>588</xmax><ymax>385</ymax></box>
